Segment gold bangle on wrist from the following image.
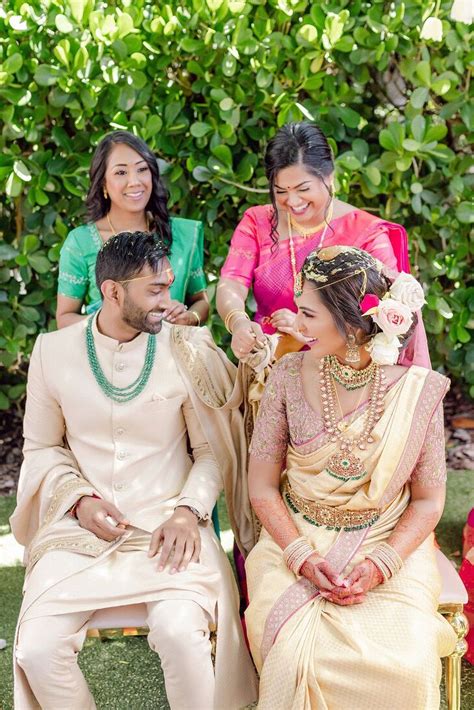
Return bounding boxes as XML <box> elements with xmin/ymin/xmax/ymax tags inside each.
<box><xmin>224</xmin><ymin>309</ymin><xmax>250</xmax><ymax>333</ymax></box>
<box><xmin>190</xmin><ymin>310</ymin><xmax>201</xmax><ymax>326</ymax></box>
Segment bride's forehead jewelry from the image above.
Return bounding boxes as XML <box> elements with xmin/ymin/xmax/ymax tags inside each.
<box><xmin>297</xmin><ymin>245</ymin><xmax>382</xmax><ymax>299</ymax></box>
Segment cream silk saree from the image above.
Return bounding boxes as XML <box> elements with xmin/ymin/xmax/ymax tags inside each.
<box><xmin>245</xmin><ymin>360</ymin><xmax>456</xmax><ymax>709</ymax></box>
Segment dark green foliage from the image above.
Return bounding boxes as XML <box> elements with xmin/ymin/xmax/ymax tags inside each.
<box><xmin>0</xmin><ymin>0</ymin><xmax>472</xmax><ymax>406</ymax></box>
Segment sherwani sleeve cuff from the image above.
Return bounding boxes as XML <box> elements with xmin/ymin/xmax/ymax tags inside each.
<box><xmin>174</xmin><ymin>496</ymin><xmax>210</xmax><ymax>522</ymax></box>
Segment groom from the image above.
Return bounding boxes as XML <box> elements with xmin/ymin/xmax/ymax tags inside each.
<box><xmin>11</xmin><ymin>231</ymin><xmax>256</xmax><ymax>710</ymax></box>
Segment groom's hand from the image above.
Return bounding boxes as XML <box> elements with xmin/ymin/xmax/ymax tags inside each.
<box><xmin>148</xmin><ymin>507</ymin><xmax>201</xmax><ymax>574</ymax></box>
<box><xmin>76</xmin><ymin>496</ymin><xmax>129</xmax><ymax>542</ymax></box>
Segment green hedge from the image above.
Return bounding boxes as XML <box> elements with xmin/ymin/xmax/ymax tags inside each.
<box><xmin>0</xmin><ymin>0</ymin><xmax>473</xmax><ymax>408</ymax></box>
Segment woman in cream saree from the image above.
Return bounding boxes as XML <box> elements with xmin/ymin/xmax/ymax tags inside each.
<box><xmin>245</xmin><ymin>246</ymin><xmax>456</xmax><ymax>710</ymax></box>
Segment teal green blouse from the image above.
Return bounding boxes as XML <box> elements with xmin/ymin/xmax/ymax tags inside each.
<box><xmin>58</xmin><ymin>218</ymin><xmax>206</xmax><ymax>314</ymax></box>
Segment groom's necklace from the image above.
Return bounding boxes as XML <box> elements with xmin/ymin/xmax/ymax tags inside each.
<box><xmin>86</xmin><ymin>316</ymin><xmax>156</xmax><ymax>403</ymax></box>
<box><xmin>319</xmin><ymin>356</ymin><xmax>386</xmax><ymax>481</ymax></box>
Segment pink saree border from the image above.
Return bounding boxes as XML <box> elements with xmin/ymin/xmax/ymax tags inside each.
<box><xmin>260</xmin><ymin>369</ymin><xmax>449</xmax><ymax>663</ymax></box>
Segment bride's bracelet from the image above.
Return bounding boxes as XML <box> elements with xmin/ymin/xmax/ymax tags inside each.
<box><xmin>365</xmin><ymin>542</ymin><xmax>403</xmax><ymax>582</ymax></box>
<box><xmin>283</xmin><ymin>536</ymin><xmax>317</xmax><ymax>575</ymax></box>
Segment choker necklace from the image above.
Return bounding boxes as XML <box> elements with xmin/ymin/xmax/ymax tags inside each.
<box><xmin>319</xmin><ymin>356</ymin><xmax>386</xmax><ymax>481</ymax></box>
<box><xmin>289</xmin><ymin>202</ymin><xmax>334</xmax><ymax>239</ymax></box>
<box><xmin>106</xmin><ymin>212</ymin><xmax>150</xmax><ymax>236</ymax></box>
<box><xmin>86</xmin><ymin>316</ymin><xmax>156</xmax><ymax>403</ymax></box>
<box><xmin>328</xmin><ymin>355</ymin><xmax>378</xmax><ymax>391</ymax></box>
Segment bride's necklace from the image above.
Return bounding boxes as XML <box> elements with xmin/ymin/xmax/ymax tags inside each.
<box><xmin>319</xmin><ymin>356</ymin><xmax>386</xmax><ymax>482</ymax></box>
<box><xmin>328</xmin><ymin>354</ymin><xmax>378</xmax><ymax>391</ymax></box>
<box><xmin>106</xmin><ymin>212</ymin><xmax>150</xmax><ymax>236</ymax></box>
<box><xmin>288</xmin><ymin>205</ymin><xmax>333</xmax><ymax>298</ymax></box>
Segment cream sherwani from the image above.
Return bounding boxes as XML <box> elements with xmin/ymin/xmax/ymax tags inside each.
<box><xmin>11</xmin><ymin>317</ymin><xmax>257</xmax><ymax>710</ymax></box>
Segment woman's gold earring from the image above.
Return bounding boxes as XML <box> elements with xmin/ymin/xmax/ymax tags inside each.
<box><xmin>103</xmin><ymin>187</ymin><xmax>108</xmax><ymax>199</ymax></box>
<box><xmin>345</xmin><ymin>334</ymin><xmax>361</xmax><ymax>364</ymax></box>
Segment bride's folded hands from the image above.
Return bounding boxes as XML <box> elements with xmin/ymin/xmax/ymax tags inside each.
<box><xmin>319</xmin><ymin>559</ymin><xmax>384</xmax><ymax>605</ymax></box>
<box><xmin>299</xmin><ymin>553</ymin><xmax>343</xmax><ymax>592</ymax></box>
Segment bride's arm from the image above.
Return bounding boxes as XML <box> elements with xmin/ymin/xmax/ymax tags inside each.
<box><xmin>248</xmin><ymin>457</ymin><xmax>342</xmax><ymax>591</ymax></box>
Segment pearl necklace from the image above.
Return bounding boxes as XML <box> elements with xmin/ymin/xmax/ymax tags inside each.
<box><xmin>319</xmin><ymin>356</ymin><xmax>386</xmax><ymax>481</ymax></box>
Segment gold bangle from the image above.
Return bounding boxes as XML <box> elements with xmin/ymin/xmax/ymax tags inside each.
<box><xmin>224</xmin><ymin>309</ymin><xmax>250</xmax><ymax>333</ymax></box>
<box><xmin>190</xmin><ymin>310</ymin><xmax>201</xmax><ymax>326</ymax></box>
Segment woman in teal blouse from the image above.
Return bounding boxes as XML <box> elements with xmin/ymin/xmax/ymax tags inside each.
<box><xmin>56</xmin><ymin>131</ymin><xmax>209</xmax><ymax>328</ymax></box>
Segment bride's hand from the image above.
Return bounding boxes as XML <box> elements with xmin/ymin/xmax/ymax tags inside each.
<box><xmin>318</xmin><ymin>560</ymin><xmax>383</xmax><ymax>605</ymax></box>
<box><xmin>299</xmin><ymin>553</ymin><xmax>343</xmax><ymax>592</ymax></box>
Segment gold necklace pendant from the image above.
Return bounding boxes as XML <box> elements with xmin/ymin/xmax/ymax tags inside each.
<box><xmin>106</xmin><ymin>212</ymin><xmax>150</xmax><ymax>237</ymax></box>
<box><xmin>325</xmin><ymin>451</ymin><xmax>367</xmax><ymax>481</ymax></box>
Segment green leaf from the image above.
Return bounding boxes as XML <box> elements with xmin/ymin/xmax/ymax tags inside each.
<box><xmin>211</xmin><ymin>144</ymin><xmax>233</xmax><ymax>168</ymax></box>
<box><xmin>0</xmin><ymin>392</ymin><xmax>9</xmax><ymax>410</ymax></box>
<box><xmin>219</xmin><ymin>97</ymin><xmax>235</xmax><ymax>111</ymax></box>
<box><xmin>415</xmin><ymin>61</ymin><xmax>431</xmax><ymax>86</ymax></box>
<box><xmin>190</xmin><ymin>122</ymin><xmax>213</xmax><ymax>138</ymax></box>
<box><xmin>222</xmin><ymin>55</ymin><xmax>237</xmax><ymax>77</ymax></box>
<box><xmin>13</xmin><ymin>160</ymin><xmax>32</xmax><ymax>182</ymax></box>
<box><xmin>4</xmin><ymin>53</ymin><xmax>23</xmax><ymax>74</ymax></box>
<box><xmin>410</xmin><ymin>87</ymin><xmax>429</xmax><ymax>109</ymax></box>
<box><xmin>69</xmin><ymin>0</ymin><xmax>88</xmax><ymax>23</ymax></box>
<box><xmin>55</xmin><ymin>13</ymin><xmax>74</xmax><ymax>33</ymax></box>
<box><xmin>337</xmin><ymin>106</ymin><xmax>361</xmax><ymax>128</ymax></box>
<box><xmin>28</xmin><ymin>254</ymin><xmax>52</xmax><ymax>273</ymax></box>
<box><xmin>5</xmin><ymin>172</ymin><xmax>22</xmax><ymax>197</ymax></box>
<box><xmin>402</xmin><ymin>139</ymin><xmax>421</xmax><ymax>152</ymax></box>
<box><xmin>411</xmin><ymin>115</ymin><xmax>426</xmax><ymax>143</ymax></box>
<box><xmin>456</xmin><ymin>202</ymin><xmax>474</xmax><ymax>224</ymax></box>
<box><xmin>297</xmin><ymin>24</ymin><xmax>318</xmax><ymax>45</ymax></box>
<box><xmin>337</xmin><ymin>153</ymin><xmax>362</xmax><ymax>170</ymax></box>
<box><xmin>117</xmin><ymin>12</ymin><xmax>135</xmax><ymax>38</ymax></box>
<box><xmin>365</xmin><ymin>165</ymin><xmax>381</xmax><ymax>185</ymax></box>
<box><xmin>192</xmin><ymin>166</ymin><xmax>212</xmax><ymax>182</ymax></box>
<box><xmin>117</xmin><ymin>85</ymin><xmax>136</xmax><ymax>111</ymax></box>
<box><xmin>34</xmin><ymin>64</ymin><xmax>63</xmax><ymax>87</ymax></box>
<box><xmin>431</xmin><ymin>79</ymin><xmax>451</xmax><ymax>96</ymax></box>
<box><xmin>0</xmin><ymin>244</ymin><xmax>19</xmax><ymax>260</ymax></box>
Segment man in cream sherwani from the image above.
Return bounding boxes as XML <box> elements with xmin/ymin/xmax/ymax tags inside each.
<box><xmin>11</xmin><ymin>231</ymin><xmax>257</xmax><ymax>710</ymax></box>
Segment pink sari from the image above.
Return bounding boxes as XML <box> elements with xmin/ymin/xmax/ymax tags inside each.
<box><xmin>221</xmin><ymin>204</ymin><xmax>430</xmax><ymax>367</ymax></box>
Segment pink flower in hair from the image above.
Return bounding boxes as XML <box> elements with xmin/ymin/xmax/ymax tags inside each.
<box><xmin>360</xmin><ymin>294</ymin><xmax>380</xmax><ymax>315</ymax></box>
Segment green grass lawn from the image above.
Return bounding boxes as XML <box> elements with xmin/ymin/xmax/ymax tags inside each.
<box><xmin>1</xmin><ymin>472</ymin><xmax>472</xmax><ymax>710</ymax></box>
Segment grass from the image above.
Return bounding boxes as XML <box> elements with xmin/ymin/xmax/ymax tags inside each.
<box><xmin>0</xmin><ymin>472</ymin><xmax>473</xmax><ymax>710</ymax></box>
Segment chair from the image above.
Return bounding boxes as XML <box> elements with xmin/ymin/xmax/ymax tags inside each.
<box><xmin>86</xmin><ymin>550</ymin><xmax>469</xmax><ymax>710</ymax></box>
<box><xmin>435</xmin><ymin>548</ymin><xmax>469</xmax><ymax>710</ymax></box>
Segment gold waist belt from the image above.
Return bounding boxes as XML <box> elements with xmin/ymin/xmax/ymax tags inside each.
<box><xmin>283</xmin><ymin>480</ymin><xmax>380</xmax><ymax>532</ymax></box>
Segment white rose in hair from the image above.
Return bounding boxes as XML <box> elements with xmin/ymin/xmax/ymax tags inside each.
<box><xmin>389</xmin><ymin>273</ymin><xmax>426</xmax><ymax>311</ymax></box>
<box><xmin>366</xmin><ymin>333</ymin><xmax>401</xmax><ymax>366</ymax></box>
<box><xmin>372</xmin><ymin>298</ymin><xmax>413</xmax><ymax>337</ymax></box>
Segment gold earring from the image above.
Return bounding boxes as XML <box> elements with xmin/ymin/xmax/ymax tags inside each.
<box><xmin>103</xmin><ymin>187</ymin><xmax>108</xmax><ymax>199</ymax></box>
<box><xmin>345</xmin><ymin>334</ymin><xmax>361</xmax><ymax>364</ymax></box>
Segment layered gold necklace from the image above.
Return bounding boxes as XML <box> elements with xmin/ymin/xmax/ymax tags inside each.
<box><xmin>287</xmin><ymin>203</ymin><xmax>333</xmax><ymax>298</ymax></box>
<box><xmin>319</xmin><ymin>356</ymin><xmax>386</xmax><ymax>482</ymax></box>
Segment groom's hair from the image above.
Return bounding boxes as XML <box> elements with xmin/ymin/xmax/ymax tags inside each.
<box><xmin>95</xmin><ymin>231</ymin><xmax>170</xmax><ymax>290</ymax></box>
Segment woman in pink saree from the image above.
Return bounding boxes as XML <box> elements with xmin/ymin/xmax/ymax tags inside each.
<box><xmin>217</xmin><ymin>122</ymin><xmax>429</xmax><ymax>367</ymax></box>
<box><xmin>245</xmin><ymin>246</ymin><xmax>455</xmax><ymax>709</ymax></box>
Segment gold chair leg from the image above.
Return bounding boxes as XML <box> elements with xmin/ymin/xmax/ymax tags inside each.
<box><xmin>442</xmin><ymin>609</ymin><xmax>469</xmax><ymax>710</ymax></box>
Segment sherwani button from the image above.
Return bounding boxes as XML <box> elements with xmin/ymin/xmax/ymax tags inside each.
<box><xmin>113</xmin><ymin>482</ymin><xmax>125</xmax><ymax>491</ymax></box>
<box><xmin>115</xmin><ymin>362</ymin><xmax>125</xmax><ymax>372</ymax></box>
<box><xmin>115</xmin><ymin>428</ymin><xmax>125</xmax><ymax>436</ymax></box>
<box><xmin>117</xmin><ymin>450</ymin><xmax>127</xmax><ymax>460</ymax></box>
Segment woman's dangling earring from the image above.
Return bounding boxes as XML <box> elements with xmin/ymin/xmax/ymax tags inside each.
<box><xmin>103</xmin><ymin>187</ymin><xmax>108</xmax><ymax>199</ymax></box>
<box><xmin>345</xmin><ymin>334</ymin><xmax>361</xmax><ymax>364</ymax></box>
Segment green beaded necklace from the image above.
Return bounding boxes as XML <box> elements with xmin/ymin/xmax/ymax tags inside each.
<box><xmin>86</xmin><ymin>316</ymin><xmax>156</xmax><ymax>403</ymax></box>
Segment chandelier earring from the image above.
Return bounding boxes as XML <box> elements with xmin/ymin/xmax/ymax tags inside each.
<box><xmin>345</xmin><ymin>333</ymin><xmax>361</xmax><ymax>364</ymax></box>
<box><xmin>103</xmin><ymin>186</ymin><xmax>108</xmax><ymax>200</ymax></box>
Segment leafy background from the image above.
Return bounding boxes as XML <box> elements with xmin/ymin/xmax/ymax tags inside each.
<box><xmin>0</xmin><ymin>0</ymin><xmax>472</xmax><ymax>409</ymax></box>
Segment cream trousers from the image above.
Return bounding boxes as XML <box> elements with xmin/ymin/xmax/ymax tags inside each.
<box><xmin>16</xmin><ymin>599</ymin><xmax>214</xmax><ymax>710</ymax></box>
